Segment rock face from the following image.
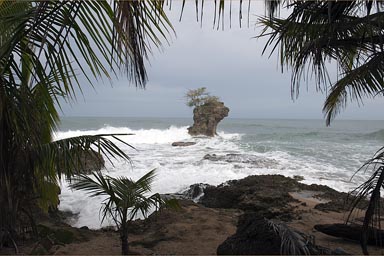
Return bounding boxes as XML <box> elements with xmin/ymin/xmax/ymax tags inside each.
<box><xmin>188</xmin><ymin>101</ymin><xmax>229</xmax><ymax>137</ymax></box>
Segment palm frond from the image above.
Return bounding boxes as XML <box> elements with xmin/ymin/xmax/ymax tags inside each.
<box><xmin>36</xmin><ymin>134</ymin><xmax>134</xmax><ymax>179</ymax></box>
<box><xmin>323</xmin><ymin>52</ymin><xmax>384</xmax><ymax>125</ymax></box>
<box><xmin>348</xmin><ymin>147</ymin><xmax>384</xmax><ymax>254</ymax></box>
<box><xmin>70</xmin><ymin>169</ymin><xmax>173</xmax><ymax>229</ymax></box>
<box><xmin>267</xmin><ymin>219</ymin><xmax>312</xmax><ymax>255</ymax></box>
<box><xmin>259</xmin><ymin>1</ymin><xmax>384</xmax><ymax>125</ymax></box>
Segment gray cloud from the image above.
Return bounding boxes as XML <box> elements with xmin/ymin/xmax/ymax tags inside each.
<box><xmin>59</xmin><ymin>1</ymin><xmax>383</xmax><ymax>121</ymax></box>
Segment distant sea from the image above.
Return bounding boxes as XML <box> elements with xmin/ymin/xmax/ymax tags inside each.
<box><xmin>56</xmin><ymin>116</ymin><xmax>384</xmax><ymax>228</ymax></box>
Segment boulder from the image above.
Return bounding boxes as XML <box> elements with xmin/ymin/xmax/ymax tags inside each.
<box><xmin>218</xmin><ymin>213</ymin><xmax>348</xmax><ymax>255</ymax></box>
<box><xmin>182</xmin><ymin>183</ymin><xmax>211</xmax><ymax>202</ymax></box>
<box><xmin>217</xmin><ymin>214</ymin><xmax>282</xmax><ymax>255</ymax></box>
<box><xmin>77</xmin><ymin>149</ymin><xmax>105</xmax><ymax>174</ymax></box>
<box><xmin>201</xmin><ymin>175</ymin><xmax>299</xmax><ymax>220</ymax></box>
<box><xmin>171</xmin><ymin>142</ymin><xmax>196</xmax><ymax>147</ymax></box>
<box><xmin>200</xmin><ymin>174</ymin><xmax>355</xmax><ymax>220</ymax></box>
<box><xmin>188</xmin><ymin>101</ymin><xmax>229</xmax><ymax>137</ymax></box>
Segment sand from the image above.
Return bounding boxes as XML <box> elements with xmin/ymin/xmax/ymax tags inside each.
<box><xmin>4</xmin><ymin>188</ymin><xmax>384</xmax><ymax>255</ymax></box>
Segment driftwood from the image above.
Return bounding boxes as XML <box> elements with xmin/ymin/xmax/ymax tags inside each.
<box><xmin>314</xmin><ymin>223</ymin><xmax>384</xmax><ymax>246</ymax></box>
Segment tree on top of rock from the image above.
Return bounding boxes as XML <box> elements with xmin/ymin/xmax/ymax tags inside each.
<box><xmin>185</xmin><ymin>87</ymin><xmax>229</xmax><ymax>137</ymax></box>
<box><xmin>185</xmin><ymin>87</ymin><xmax>220</xmax><ymax>108</ymax></box>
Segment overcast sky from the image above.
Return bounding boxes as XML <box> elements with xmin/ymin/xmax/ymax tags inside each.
<box><xmin>59</xmin><ymin>1</ymin><xmax>383</xmax><ymax>120</ymax></box>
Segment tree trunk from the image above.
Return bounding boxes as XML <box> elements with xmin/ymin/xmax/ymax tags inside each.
<box><xmin>120</xmin><ymin>224</ymin><xmax>129</xmax><ymax>255</ymax></box>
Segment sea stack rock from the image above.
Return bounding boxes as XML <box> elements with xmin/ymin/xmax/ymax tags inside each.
<box><xmin>188</xmin><ymin>101</ymin><xmax>229</xmax><ymax>137</ymax></box>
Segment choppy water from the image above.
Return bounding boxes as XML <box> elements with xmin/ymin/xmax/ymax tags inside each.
<box><xmin>56</xmin><ymin>117</ymin><xmax>384</xmax><ymax>228</ymax></box>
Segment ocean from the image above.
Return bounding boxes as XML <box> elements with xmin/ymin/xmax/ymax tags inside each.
<box><xmin>56</xmin><ymin>116</ymin><xmax>384</xmax><ymax>228</ymax></box>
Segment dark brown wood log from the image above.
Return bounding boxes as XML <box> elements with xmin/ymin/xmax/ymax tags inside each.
<box><xmin>314</xmin><ymin>223</ymin><xmax>384</xmax><ymax>246</ymax></box>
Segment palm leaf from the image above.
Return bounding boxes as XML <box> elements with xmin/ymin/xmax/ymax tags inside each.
<box><xmin>36</xmin><ymin>134</ymin><xmax>134</xmax><ymax>179</ymax></box>
<box><xmin>348</xmin><ymin>147</ymin><xmax>384</xmax><ymax>254</ymax></box>
<box><xmin>259</xmin><ymin>1</ymin><xmax>384</xmax><ymax>124</ymax></box>
<box><xmin>267</xmin><ymin>219</ymin><xmax>312</xmax><ymax>255</ymax></box>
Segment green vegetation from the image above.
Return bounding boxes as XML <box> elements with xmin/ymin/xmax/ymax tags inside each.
<box><xmin>261</xmin><ymin>1</ymin><xmax>384</xmax><ymax>254</ymax></box>
<box><xmin>185</xmin><ymin>87</ymin><xmax>220</xmax><ymax>107</ymax></box>
<box><xmin>2</xmin><ymin>0</ymin><xmax>384</xmax><ymax>255</ymax></box>
<box><xmin>0</xmin><ymin>1</ymin><xmax>171</xmax><ymax>246</ymax></box>
<box><xmin>70</xmin><ymin>169</ymin><xmax>178</xmax><ymax>255</ymax></box>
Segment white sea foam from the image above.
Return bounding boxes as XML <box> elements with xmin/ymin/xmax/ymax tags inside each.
<box><xmin>57</xmin><ymin>125</ymin><xmax>373</xmax><ymax>229</ymax></box>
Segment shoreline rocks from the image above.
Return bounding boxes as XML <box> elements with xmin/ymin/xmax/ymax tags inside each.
<box><xmin>17</xmin><ymin>174</ymin><xmax>375</xmax><ymax>255</ymax></box>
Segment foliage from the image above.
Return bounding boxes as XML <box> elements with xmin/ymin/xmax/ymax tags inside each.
<box><xmin>70</xmin><ymin>169</ymin><xmax>179</xmax><ymax>255</ymax></box>
<box><xmin>0</xmin><ymin>0</ymin><xmax>172</xmax><ymax>241</ymax></box>
<box><xmin>260</xmin><ymin>1</ymin><xmax>384</xmax><ymax>254</ymax></box>
<box><xmin>267</xmin><ymin>218</ymin><xmax>312</xmax><ymax>255</ymax></box>
<box><xmin>185</xmin><ymin>87</ymin><xmax>220</xmax><ymax>107</ymax></box>
<box><xmin>347</xmin><ymin>147</ymin><xmax>384</xmax><ymax>255</ymax></box>
<box><xmin>260</xmin><ymin>1</ymin><xmax>384</xmax><ymax>126</ymax></box>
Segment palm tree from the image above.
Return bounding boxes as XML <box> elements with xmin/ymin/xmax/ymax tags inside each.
<box><xmin>69</xmin><ymin>169</ymin><xmax>177</xmax><ymax>255</ymax></box>
<box><xmin>0</xmin><ymin>0</ymin><xmax>172</xmax><ymax>243</ymax></box>
<box><xmin>259</xmin><ymin>1</ymin><xmax>384</xmax><ymax>254</ymax></box>
<box><xmin>260</xmin><ymin>1</ymin><xmax>384</xmax><ymax>125</ymax></box>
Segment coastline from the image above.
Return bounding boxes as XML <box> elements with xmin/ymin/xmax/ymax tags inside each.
<box><xmin>5</xmin><ymin>174</ymin><xmax>384</xmax><ymax>255</ymax></box>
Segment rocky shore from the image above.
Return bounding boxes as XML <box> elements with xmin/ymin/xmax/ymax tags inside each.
<box><xmin>3</xmin><ymin>175</ymin><xmax>384</xmax><ymax>255</ymax></box>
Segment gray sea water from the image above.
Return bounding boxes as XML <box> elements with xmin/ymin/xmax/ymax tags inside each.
<box><xmin>56</xmin><ymin>117</ymin><xmax>384</xmax><ymax>228</ymax></box>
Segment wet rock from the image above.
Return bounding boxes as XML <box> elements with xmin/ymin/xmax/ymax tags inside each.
<box><xmin>200</xmin><ymin>175</ymin><xmax>353</xmax><ymax>219</ymax></box>
<box><xmin>182</xmin><ymin>183</ymin><xmax>212</xmax><ymax>202</ymax></box>
<box><xmin>171</xmin><ymin>141</ymin><xmax>196</xmax><ymax>147</ymax></box>
<box><xmin>201</xmin><ymin>175</ymin><xmax>299</xmax><ymax>220</ymax></box>
<box><xmin>188</xmin><ymin>101</ymin><xmax>229</xmax><ymax>137</ymax></box>
<box><xmin>203</xmin><ymin>153</ymin><xmax>278</xmax><ymax>168</ymax></box>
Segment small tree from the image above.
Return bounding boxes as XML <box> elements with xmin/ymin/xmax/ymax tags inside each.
<box><xmin>185</xmin><ymin>87</ymin><xmax>220</xmax><ymax>107</ymax></box>
<box><xmin>70</xmin><ymin>169</ymin><xmax>178</xmax><ymax>255</ymax></box>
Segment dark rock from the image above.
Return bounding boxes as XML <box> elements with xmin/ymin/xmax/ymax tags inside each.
<box><xmin>218</xmin><ymin>213</ymin><xmax>349</xmax><ymax>255</ymax></box>
<box><xmin>203</xmin><ymin>153</ymin><xmax>278</xmax><ymax>168</ymax></box>
<box><xmin>217</xmin><ymin>214</ymin><xmax>281</xmax><ymax>255</ymax></box>
<box><xmin>314</xmin><ymin>223</ymin><xmax>384</xmax><ymax>245</ymax></box>
<box><xmin>188</xmin><ymin>101</ymin><xmax>229</xmax><ymax>137</ymax></box>
<box><xmin>200</xmin><ymin>174</ymin><xmax>355</xmax><ymax>220</ymax></box>
<box><xmin>182</xmin><ymin>183</ymin><xmax>212</xmax><ymax>202</ymax></box>
<box><xmin>59</xmin><ymin>149</ymin><xmax>105</xmax><ymax>175</ymax></box>
<box><xmin>76</xmin><ymin>149</ymin><xmax>105</xmax><ymax>174</ymax></box>
<box><xmin>171</xmin><ymin>141</ymin><xmax>196</xmax><ymax>147</ymax></box>
<box><xmin>201</xmin><ymin>175</ymin><xmax>299</xmax><ymax>220</ymax></box>
<box><xmin>80</xmin><ymin>226</ymin><xmax>89</xmax><ymax>230</ymax></box>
